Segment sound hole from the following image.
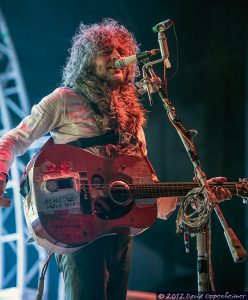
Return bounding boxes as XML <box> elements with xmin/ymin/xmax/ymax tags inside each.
<box><xmin>109</xmin><ymin>181</ymin><xmax>132</xmax><ymax>206</ymax></box>
<box><xmin>94</xmin><ymin>181</ymin><xmax>133</xmax><ymax>220</ymax></box>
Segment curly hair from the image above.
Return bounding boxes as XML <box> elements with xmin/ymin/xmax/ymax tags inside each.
<box><xmin>62</xmin><ymin>18</ymin><xmax>139</xmax><ymax>88</ymax></box>
<box><xmin>61</xmin><ymin>19</ymin><xmax>146</xmax><ymax>157</ymax></box>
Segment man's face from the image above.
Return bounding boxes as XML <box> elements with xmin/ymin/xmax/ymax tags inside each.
<box><xmin>94</xmin><ymin>42</ymin><xmax>128</xmax><ymax>87</ymax></box>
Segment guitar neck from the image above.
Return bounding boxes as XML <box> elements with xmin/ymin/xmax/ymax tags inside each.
<box><xmin>131</xmin><ymin>182</ymin><xmax>238</xmax><ymax>199</ymax></box>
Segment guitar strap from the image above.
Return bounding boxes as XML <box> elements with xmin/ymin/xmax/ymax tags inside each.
<box><xmin>67</xmin><ymin>129</ymin><xmax>119</xmax><ymax>148</ymax></box>
<box><xmin>67</xmin><ymin>130</ymin><xmax>156</xmax><ymax>180</ymax></box>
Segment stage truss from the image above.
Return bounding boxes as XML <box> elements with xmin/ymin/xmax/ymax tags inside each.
<box><xmin>0</xmin><ymin>9</ymin><xmax>50</xmax><ymax>300</ymax></box>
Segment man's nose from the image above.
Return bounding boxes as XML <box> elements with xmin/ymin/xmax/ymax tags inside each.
<box><xmin>111</xmin><ymin>49</ymin><xmax>121</xmax><ymax>61</ymax></box>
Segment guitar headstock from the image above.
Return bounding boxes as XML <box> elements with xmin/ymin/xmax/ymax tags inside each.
<box><xmin>237</xmin><ymin>178</ymin><xmax>248</xmax><ymax>204</ymax></box>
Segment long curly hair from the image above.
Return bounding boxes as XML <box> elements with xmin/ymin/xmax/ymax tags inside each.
<box><xmin>61</xmin><ymin>19</ymin><xmax>146</xmax><ymax>156</ymax></box>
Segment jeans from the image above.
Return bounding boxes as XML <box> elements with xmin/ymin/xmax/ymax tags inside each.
<box><xmin>55</xmin><ymin>235</ymin><xmax>132</xmax><ymax>300</ymax></box>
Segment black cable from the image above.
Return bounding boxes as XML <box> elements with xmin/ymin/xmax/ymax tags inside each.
<box><xmin>168</xmin><ymin>23</ymin><xmax>179</xmax><ymax>80</ymax></box>
<box><xmin>35</xmin><ymin>252</ymin><xmax>54</xmax><ymax>300</ymax></box>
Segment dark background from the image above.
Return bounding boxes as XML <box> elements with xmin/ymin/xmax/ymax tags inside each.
<box><xmin>1</xmin><ymin>0</ymin><xmax>247</xmax><ymax>296</ymax></box>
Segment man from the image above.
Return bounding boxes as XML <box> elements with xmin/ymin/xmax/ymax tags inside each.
<box><xmin>0</xmin><ymin>19</ymin><xmax>231</xmax><ymax>299</ymax></box>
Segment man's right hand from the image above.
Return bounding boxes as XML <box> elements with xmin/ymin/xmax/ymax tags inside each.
<box><xmin>0</xmin><ymin>173</ymin><xmax>10</xmax><ymax>207</ymax></box>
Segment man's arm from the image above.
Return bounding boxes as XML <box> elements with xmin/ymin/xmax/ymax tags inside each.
<box><xmin>0</xmin><ymin>88</ymin><xmax>64</xmax><ymax>207</ymax></box>
<box><xmin>0</xmin><ymin>173</ymin><xmax>10</xmax><ymax>207</ymax></box>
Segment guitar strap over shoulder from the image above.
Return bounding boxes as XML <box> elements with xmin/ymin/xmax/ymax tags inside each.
<box><xmin>67</xmin><ymin>129</ymin><xmax>119</xmax><ymax>149</ymax></box>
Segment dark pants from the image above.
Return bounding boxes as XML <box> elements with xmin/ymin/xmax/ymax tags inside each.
<box><xmin>55</xmin><ymin>235</ymin><xmax>132</xmax><ymax>300</ymax></box>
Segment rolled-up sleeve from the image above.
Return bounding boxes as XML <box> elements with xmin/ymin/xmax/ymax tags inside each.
<box><xmin>157</xmin><ymin>197</ymin><xmax>178</xmax><ymax>220</ymax></box>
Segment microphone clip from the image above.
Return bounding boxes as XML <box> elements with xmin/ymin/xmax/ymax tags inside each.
<box><xmin>135</xmin><ymin>76</ymin><xmax>162</xmax><ymax>95</ymax></box>
<box><xmin>135</xmin><ymin>62</ymin><xmax>162</xmax><ymax>105</ymax></box>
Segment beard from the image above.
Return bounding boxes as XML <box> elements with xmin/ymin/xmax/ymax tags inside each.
<box><xmin>100</xmin><ymin>74</ymin><xmax>124</xmax><ymax>89</ymax></box>
<box><xmin>92</xmin><ymin>65</ymin><xmax>125</xmax><ymax>90</ymax></box>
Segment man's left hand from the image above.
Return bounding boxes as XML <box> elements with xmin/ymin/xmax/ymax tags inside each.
<box><xmin>207</xmin><ymin>176</ymin><xmax>232</xmax><ymax>203</ymax></box>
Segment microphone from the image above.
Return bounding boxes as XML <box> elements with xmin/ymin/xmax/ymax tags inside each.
<box><xmin>114</xmin><ymin>49</ymin><xmax>159</xmax><ymax>69</ymax></box>
<box><xmin>152</xmin><ymin>19</ymin><xmax>173</xmax><ymax>33</ymax></box>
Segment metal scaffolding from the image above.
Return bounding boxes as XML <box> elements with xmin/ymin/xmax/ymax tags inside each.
<box><xmin>0</xmin><ymin>9</ymin><xmax>50</xmax><ymax>300</ymax></box>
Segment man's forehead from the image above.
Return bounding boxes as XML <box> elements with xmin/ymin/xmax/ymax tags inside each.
<box><xmin>98</xmin><ymin>38</ymin><xmax>125</xmax><ymax>50</ymax></box>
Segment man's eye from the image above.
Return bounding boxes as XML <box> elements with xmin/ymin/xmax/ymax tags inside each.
<box><xmin>101</xmin><ymin>49</ymin><xmax>112</xmax><ymax>55</ymax></box>
<box><xmin>118</xmin><ymin>49</ymin><xmax>126</xmax><ymax>56</ymax></box>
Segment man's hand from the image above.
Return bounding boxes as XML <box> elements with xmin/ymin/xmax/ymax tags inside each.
<box><xmin>207</xmin><ymin>176</ymin><xmax>232</xmax><ymax>203</ymax></box>
<box><xmin>0</xmin><ymin>173</ymin><xmax>10</xmax><ymax>208</ymax></box>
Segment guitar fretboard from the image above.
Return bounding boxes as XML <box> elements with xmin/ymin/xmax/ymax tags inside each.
<box><xmin>130</xmin><ymin>182</ymin><xmax>238</xmax><ymax>199</ymax></box>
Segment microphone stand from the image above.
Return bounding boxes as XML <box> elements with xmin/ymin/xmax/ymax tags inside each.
<box><xmin>136</xmin><ymin>20</ymin><xmax>248</xmax><ymax>292</ymax></box>
<box><xmin>141</xmin><ymin>27</ymin><xmax>213</xmax><ymax>291</ymax></box>
<box><xmin>157</xmin><ymin>86</ymin><xmax>248</xmax><ymax>287</ymax></box>
<box><xmin>155</xmin><ymin>83</ymin><xmax>213</xmax><ymax>292</ymax></box>
<box><xmin>139</xmin><ymin>23</ymin><xmax>247</xmax><ymax>292</ymax></box>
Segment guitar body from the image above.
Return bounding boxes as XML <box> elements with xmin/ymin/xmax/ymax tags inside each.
<box><xmin>23</xmin><ymin>144</ymin><xmax>157</xmax><ymax>253</ymax></box>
